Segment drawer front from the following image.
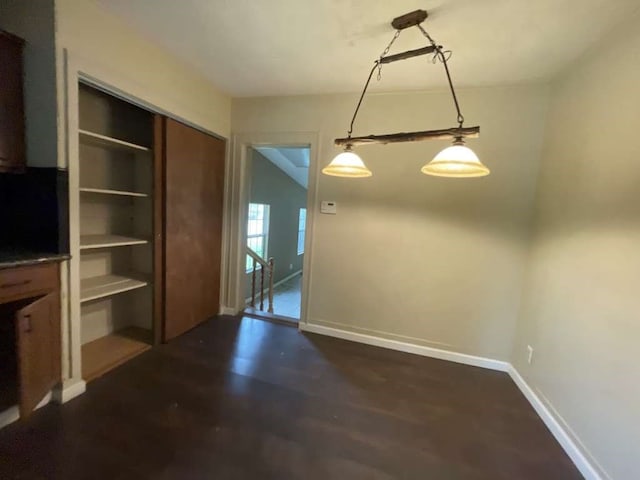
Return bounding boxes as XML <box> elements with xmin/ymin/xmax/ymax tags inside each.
<box><xmin>0</xmin><ymin>263</ymin><xmax>58</xmax><ymax>301</ymax></box>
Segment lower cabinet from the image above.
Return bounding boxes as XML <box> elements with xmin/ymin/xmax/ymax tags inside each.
<box><xmin>15</xmin><ymin>292</ymin><xmax>61</xmax><ymax>417</ymax></box>
<box><xmin>0</xmin><ymin>263</ymin><xmax>62</xmax><ymax>421</ymax></box>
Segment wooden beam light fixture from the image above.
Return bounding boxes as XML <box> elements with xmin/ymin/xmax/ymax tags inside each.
<box><xmin>323</xmin><ymin>10</ymin><xmax>490</xmax><ymax>179</ymax></box>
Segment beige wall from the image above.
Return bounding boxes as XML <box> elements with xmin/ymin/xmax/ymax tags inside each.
<box><xmin>512</xmin><ymin>15</ymin><xmax>640</xmax><ymax>480</ymax></box>
<box><xmin>233</xmin><ymin>85</ymin><xmax>550</xmax><ymax>360</ymax></box>
<box><xmin>0</xmin><ymin>0</ymin><xmax>58</xmax><ymax>168</ymax></box>
<box><xmin>55</xmin><ymin>0</ymin><xmax>230</xmax><ymax>139</ymax></box>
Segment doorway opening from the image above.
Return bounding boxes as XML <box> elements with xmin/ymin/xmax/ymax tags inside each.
<box><xmin>243</xmin><ymin>145</ymin><xmax>310</xmax><ymax>323</ymax></box>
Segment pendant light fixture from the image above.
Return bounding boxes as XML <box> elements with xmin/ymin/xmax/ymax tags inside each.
<box><xmin>325</xmin><ymin>10</ymin><xmax>490</xmax><ymax>179</ymax></box>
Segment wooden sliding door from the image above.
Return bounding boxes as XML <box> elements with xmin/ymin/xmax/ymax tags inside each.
<box><xmin>163</xmin><ymin>118</ymin><xmax>226</xmax><ymax>341</ymax></box>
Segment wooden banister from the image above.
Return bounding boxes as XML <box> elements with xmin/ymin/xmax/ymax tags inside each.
<box><xmin>246</xmin><ymin>247</ymin><xmax>275</xmax><ymax>313</ymax></box>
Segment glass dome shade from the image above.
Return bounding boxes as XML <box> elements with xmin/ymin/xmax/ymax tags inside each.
<box><xmin>421</xmin><ymin>143</ymin><xmax>490</xmax><ymax>178</ymax></box>
<box><xmin>322</xmin><ymin>149</ymin><xmax>372</xmax><ymax>178</ymax></box>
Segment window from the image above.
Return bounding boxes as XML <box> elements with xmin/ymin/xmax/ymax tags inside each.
<box><xmin>297</xmin><ymin>208</ymin><xmax>306</xmax><ymax>255</ymax></box>
<box><xmin>246</xmin><ymin>203</ymin><xmax>270</xmax><ymax>271</ymax></box>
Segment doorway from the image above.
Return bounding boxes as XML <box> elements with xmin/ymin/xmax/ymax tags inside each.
<box><xmin>243</xmin><ymin>145</ymin><xmax>310</xmax><ymax>322</ymax></box>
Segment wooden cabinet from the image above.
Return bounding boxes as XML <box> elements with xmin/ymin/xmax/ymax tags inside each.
<box><xmin>0</xmin><ymin>31</ymin><xmax>26</xmax><ymax>173</ymax></box>
<box><xmin>0</xmin><ymin>263</ymin><xmax>61</xmax><ymax>420</ymax></box>
<box><xmin>16</xmin><ymin>292</ymin><xmax>61</xmax><ymax>417</ymax></box>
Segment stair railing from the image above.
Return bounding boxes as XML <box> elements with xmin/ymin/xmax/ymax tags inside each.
<box><xmin>246</xmin><ymin>247</ymin><xmax>274</xmax><ymax>313</ymax></box>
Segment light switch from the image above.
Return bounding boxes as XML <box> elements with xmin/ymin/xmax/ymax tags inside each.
<box><xmin>320</xmin><ymin>201</ymin><xmax>337</xmax><ymax>214</ymax></box>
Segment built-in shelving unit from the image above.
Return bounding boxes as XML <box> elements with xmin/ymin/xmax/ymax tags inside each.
<box><xmin>76</xmin><ymin>84</ymin><xmax>155</xmax><ymax>383</ymax></box>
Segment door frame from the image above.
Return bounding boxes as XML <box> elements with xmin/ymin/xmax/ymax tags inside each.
<box><xmin>225</xmin><ymin>132</ymin><xmax>321</xmax><ymax>328</ymax></box>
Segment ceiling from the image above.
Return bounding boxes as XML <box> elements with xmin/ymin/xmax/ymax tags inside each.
<box><xmin>254</xmin><ymin>147</ymin><xmax>310</xmax><ymax>188</ymax></box>
<box><xmin>97</xmin><ymin>0</ymin><xmax>639</xmax><ymax>97</ymax></box>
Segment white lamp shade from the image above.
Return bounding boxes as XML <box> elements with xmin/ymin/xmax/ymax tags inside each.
<box><xmin>322</xmin><ymin>150</ymin><xmax>372</xmax><ymax>178</ymax></box>
<box><xmin>421</xmin><ymin>144</ymin><xmax>490</xmax><ymax>178</ymax></box>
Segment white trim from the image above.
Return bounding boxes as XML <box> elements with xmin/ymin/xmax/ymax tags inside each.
<box><xmin>52</xmin><ymin>379</ymin><xmax>87</xmax><ymax>404</ymax></box>
<box><xmin>220</xmin><ymin>306</ymin><xmax>239</xmax><ymax>316</ymax></box>
<box><xmin>508</xmin><ymin>366</ymin><xmax>607</xmax><ymax>480</ymax></box>
<box><xmin>299</xmin><ymin>323</ymin><xmax>509</xmax><ymax>372</ymax></box>
<box><xmin>0</xmin><ymin>392</ymin><xmax>53</xmax><ymax>430</ymax></box>
<box><xmin>0</xmin><ymin>406</ymin><xmax>19</xmax><ymax>430</ymax></box>
<box><xmin>228</xmin><ymin>132</ymin><xmax>320</xmax><ymax>326</ymax></box>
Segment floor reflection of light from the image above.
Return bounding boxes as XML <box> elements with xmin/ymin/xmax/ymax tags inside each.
<box><xmin>229</xmin><ymin>317</ymin><xmax>270</xmax><ymax>380</ymax></box>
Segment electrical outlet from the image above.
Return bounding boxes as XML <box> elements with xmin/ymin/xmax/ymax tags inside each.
<box><xmin>289</xmin><ymin>263</ymin><xmax>293</xmax><ymax>270</ymax></box>
<box><xmin>527</xmin><ymin>345</ymin><xmax>534</xmax><ymax>364</ymax></box>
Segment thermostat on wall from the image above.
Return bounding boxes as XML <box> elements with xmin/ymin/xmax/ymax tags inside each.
<box><xmin>320</xmin><ymin>201</ymin><xmax>337</xmax><ymax>214</ymax></box>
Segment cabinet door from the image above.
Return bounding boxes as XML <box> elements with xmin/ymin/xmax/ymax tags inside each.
<box><xmin>0</xmin><ymin>32</ymin><xmax>25</xmax><ymax>173</ymax></box>
<box><xmin>15</xmin><ymin>293</ymin><xmax>61</xmax><ymax>417</ymax></box>
<box><xmin>163</xmin><ymin>118</ymin><xmax>226</xmax><ymax>341</ymax></box>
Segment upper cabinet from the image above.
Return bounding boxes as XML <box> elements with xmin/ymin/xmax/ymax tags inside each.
<box><xmin>0</xmin><ymin>31</ymin><xmax>25</xmax><ymax>173</ymax></box>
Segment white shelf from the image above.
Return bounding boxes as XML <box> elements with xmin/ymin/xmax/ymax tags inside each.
<box><xmin>80</xmin><ymin>187</ymin><xmax>149</xmax><ymax>198</ymax></box>
<box><xmin>80</xmin><ymin>234</ymin><xmax>148</xmax><ymax>250</ymax></box>
<box><xmin>81</xmin><ymin>274</ymin><xmax>148</xmax><ymax>303</ymax></box>
<box><xmin>79</xmin><ymin>129</ymin><xmax>151</xmax><ymax>153</ymax></box>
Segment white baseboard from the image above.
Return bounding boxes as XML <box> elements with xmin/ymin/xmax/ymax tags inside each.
<box><xmin>0</xmin><ymin>406</ymin><xmax>19</xmax><ymax>430</ymax></box>
<box><xmin>508</xmin><ymin>366</ymin><xmax>606</xmax><ymax>480</ymax></box>
<box><xmin>52</xmin><ymin>379</ymin><xmax>86</xmax><ymax>404</ymax></box>
<box><xmin>0</xmin><ymin>391</ymin><xmax>53</xmax><ymax>430</ymax></box>
<box><xmin>299</xmin><ymin>322</ymin><xmax>509</xmax><ymax>372</ymax></box>
<box><xmin>220</xmin><ymin>306</ymin><xmax>239</xmax><ymax>316</ymax></box>
<box><xmin>300</xmin><ymin>321</ymin><xmax>604</xmax><ymax>480</ymax></box>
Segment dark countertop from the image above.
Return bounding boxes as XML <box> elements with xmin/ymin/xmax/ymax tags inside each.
<box><xmin>0</xmin><ymin>249</ymin><xmax>70</xmax><ymax>269</ymax></box>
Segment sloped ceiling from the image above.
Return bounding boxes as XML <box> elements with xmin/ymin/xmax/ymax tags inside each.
<box><xmin>255</xmin><ymin>147</ymin><xmax>309</xmax><ymax>189</ymax></box>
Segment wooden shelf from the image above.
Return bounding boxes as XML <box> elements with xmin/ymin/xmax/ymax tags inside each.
<box><xmin>80</xmin><ymin>234</ymin><xmax>148</xmax><ymax>250</ymax></box>
<box><xmin>79</xmin><ymin>129</ymin><xmax>151</xmax><ymax>153</ymax></box>
<box><xmin>81</xmin><ymin>327</ymin><xmax>151</xmax><ymax>382</ymax></box>
<box><xmin>80</xmin><ymin>187</ymin><xmax>149</xmax><ymax>198</ymax></box>
<box><xmin>80</xmin><ymin>274</ymin><xmax>148</xmax><ymax>303</ymax></box>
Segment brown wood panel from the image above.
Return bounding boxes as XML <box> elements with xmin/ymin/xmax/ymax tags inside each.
<box><xmin>152</xmin><ymin>115</ymin><xmax>164</xmax><ymax>345</ymax></box>
<box><xmin>0</xmin><ymin>31</ymin><xmax>25</xmax><ymax>173</ymax></box>
<box><xmin>15</xmin><ymin>292</ymin><xmax>60</xmax><ymax>418</ymax></box>
<box><xmin>81</xmin><ymin>327</ymin><xmax>151</xmax><ymax>382</ymax></box>
<box><xmin>0</xmin><ymin>263</ymin><xmax>59</xmax><ymax>304</ymax></box>
<box><xmin>163</xmin><ymin>118</ymin><xmax>225</xmax><ymax>341</ymax></box>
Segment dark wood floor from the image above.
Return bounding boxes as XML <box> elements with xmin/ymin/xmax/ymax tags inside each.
<box><xmin>0</xmin><ymin>315</ymin><xmax>582</xmax><ymax>479</ymax></box>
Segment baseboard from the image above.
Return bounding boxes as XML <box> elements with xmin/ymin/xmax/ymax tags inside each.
<box><xmin>220</xmin><ymin>306</ymin><xmax>239</xmax><ymax>316</ymax></box>
<box><xmin>0</xmin><ymin>391</ymin><xmax>53</xmax><ymax>430</ymax></box>
<box><xmin>52</xmin><ymin>379</ymin><xmax>86</xmax><ymax>404</ymax></box>
<box><xmin>0</xmin><ymin>406</ymin><xmax>19</xmax><ymax>430</ymax></box>
<box><xmin>299</xmin><ymin>322</ymin><xmax>509</xmax><ymax>372</ymax></box>
<box><xmin>508</xmin><ymin>367</ymin><xmax>606</xmax><ymax>480</ymax></box>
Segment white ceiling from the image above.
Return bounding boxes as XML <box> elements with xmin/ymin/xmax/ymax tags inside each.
<box><xmin>97</xmin><ymin>0</ymin><xmax>639</xmax><ymax>97</ymax></box>
<box><xmin>254</xmin><ymin>147</ymin><xmax>310</xmax><ymax>188</ymax></box>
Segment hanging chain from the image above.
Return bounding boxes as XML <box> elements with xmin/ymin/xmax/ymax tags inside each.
<box><xmin>346</xmin><ymin>29</ymin><xmax>402</xmax><ymax>139</ymax></box>
<box><xmin>344</xmin><ymin>22</ymin><xmax>467</xmax><ymax>141</ymax></box>
<box><xmin>377</xmin><ymin>29</ymin><xmax>401</xmax><ymax>80</ymax></box>
<box><xmin>417</xmin><ymin>24</ymin><xmax>464</xmax><ymax>128</ymax></box>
